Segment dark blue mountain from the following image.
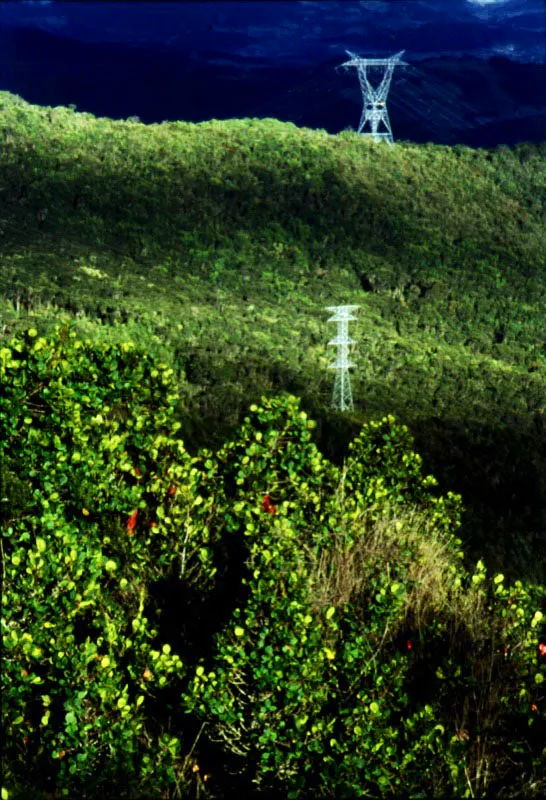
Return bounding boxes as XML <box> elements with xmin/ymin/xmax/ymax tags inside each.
<box><xmin>1</xmin><ymin>1</ymin><xmax>545</xmax><ymax>148</ymax></box>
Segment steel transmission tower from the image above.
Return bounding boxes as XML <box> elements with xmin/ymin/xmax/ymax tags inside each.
<box><xmin>338</xmin><ymin>50</ymin><xmax>408</xmax><ymax>144</ymax></box>
<box><xmin>326</xmin><ymin>305</ymin><xmax>359</xmax><ymax>412</ymax></box>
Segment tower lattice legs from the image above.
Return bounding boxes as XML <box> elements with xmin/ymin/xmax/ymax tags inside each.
<box><xmin>326</xmin><ymin>305</ymin><xmax>359</xmax><ymax>413</ymax></box>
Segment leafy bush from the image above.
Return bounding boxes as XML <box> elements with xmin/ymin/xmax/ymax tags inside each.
<box><xmin>181</xmin><ymin>401</ymin><xmax>546</xmax><ymax>798</ymax></box>
<box><xmin>2</xmin><ymin>328</ymin><xmax>545</xmax><ymax>800</ymax></box>
<box><xmin>1</xmin><ymin>323</ymin><xmax>218</xmax><ymax>798</ymax></box>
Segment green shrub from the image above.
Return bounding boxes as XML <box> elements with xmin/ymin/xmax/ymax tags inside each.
<box><xmin>1</xmin><ymin>323</ymin><xmax>217</xmax><ymax>798</ymax></box>
<box><xmin>2</xmin><ymin>330</ymin><xmax>544</xmax><ymax>800</ymax></box>
<box><xmin>181</xmin><ymin>400</ymin><xmax>546</xmax><ymax>798</ymax></box>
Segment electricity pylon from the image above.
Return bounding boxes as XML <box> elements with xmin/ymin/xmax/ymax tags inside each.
<box><xmin>326</xmin><ymin>305</ymin><xmax>359</xmax><ymax>412</ymax></box>
<box><xmin>338</xmin><ymin>50</ymin><xmax>408</xmax><ymax>144</ymax></box>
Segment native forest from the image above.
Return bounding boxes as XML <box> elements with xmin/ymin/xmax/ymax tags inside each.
<box><xmin>1</xmin><ymin>91</ymin><xmax>546</xmax><ymax>799</ymax></box>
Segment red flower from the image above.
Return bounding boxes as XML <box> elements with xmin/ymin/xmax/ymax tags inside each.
<box><xmin>531</xmin><ymin>704</ymin><xmax>538</xmax><ymax>713</ymax></box>
<box><xmin>539</xmin><ymin>643</ymin><xmax>546</xmax><ymax>657</ymax></box>
<box><xmin>262</xmin><ymin>495</ymin><xmax>277</xmax><ymax>514</ymax></box>
<box><xmin>133</xmin><ymin>467</ymin><xmax>142</xmax><ymax>478</ymax></box>
<box><xmin>127</xmin><ymin>509</ymin><xmax>138</xmax><ymax>535</ymax></box>
<box><xmin>167</xmin><ymin>486</ymin><xmax>177</xmax><ymax>496</ymax></box>
<box><xmin>407</xmin><ymin>641</ymin><xmax>413</xmax><ymax>651</ymax></box>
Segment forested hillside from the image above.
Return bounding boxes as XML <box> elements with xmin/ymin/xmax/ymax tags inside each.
<box><xmin>1</xmin><ymin>91</ymin><xmax>546</xmax><ymax>799</ymax></box>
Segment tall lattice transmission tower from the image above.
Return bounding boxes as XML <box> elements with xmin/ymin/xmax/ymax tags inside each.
<box><xmin>326</xmin><ymin>305</ymin><xmax>359</xmax><ymax>412</ymax></box>
<box><xmin>338</xmin><ymin>50</ymin><xmax>408</xmax><ymax>144</ymax></box>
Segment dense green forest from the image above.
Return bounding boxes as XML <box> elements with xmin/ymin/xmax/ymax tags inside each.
<box><xmin>1</xmin><ymin>90</ymin><xmax>546</xmax><ymax>798</ymax></box>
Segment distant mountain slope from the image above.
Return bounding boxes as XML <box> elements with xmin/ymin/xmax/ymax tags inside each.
<box><xmin>1</xmin><ymin>91</ymin><xmax>546</xmax><ymax>585</ymax></box>
<box><xmin>0</xmin><ymin>89</ymin><xmax>544</xmax><ymax>300</ymax></box>
<box><xmin>1</xmin><ymin>87</ymin><xmax>545</xmax><ymax>275</ymax></box>
<box><xmin>0</xmin><ymin>23</ymin><xmax>544</xmax><ymax>147</ymax></box>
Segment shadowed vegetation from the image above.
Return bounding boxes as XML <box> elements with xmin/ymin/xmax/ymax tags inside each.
<box><xmin>1</xmin><ymin>91</ymin><xmax>545</xmax><ymax>799</ymax></box>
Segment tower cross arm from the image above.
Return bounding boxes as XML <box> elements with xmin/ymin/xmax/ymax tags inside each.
<box><xmin>339</xmin><ymin>50</ymin><xmax>407</xmax><ymax>69</ymax></box>
<box><xmin>328</xmin><ymin>361</ymin><xmax>356</xmax><ymax>369</ymax></box>
<box><xmin>328</xmin><ymin>337</ymin><xmax>357</xmax><ymax>345</ymax></box>
<box><xmin>326</xmin><ymin>305</ymin><xmax>360</xmax><ymax>319</ymax></box>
